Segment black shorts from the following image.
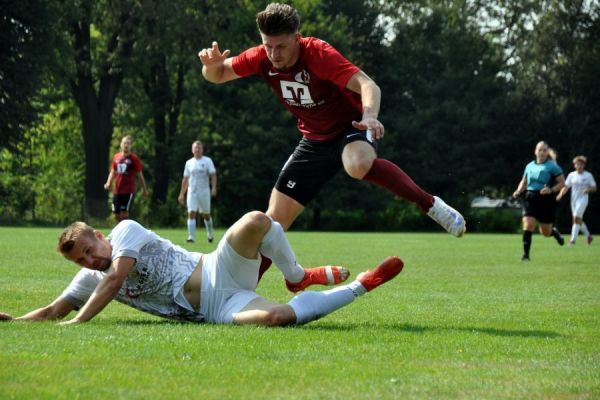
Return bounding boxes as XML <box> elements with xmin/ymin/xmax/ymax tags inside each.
<box><xmin>275</xmin><ymin>128</ymin><xmax>377</xmax><ymax>206</ymax></box>
<box><xmin>112</xmin><ymin>193</ymin><xmax>134</xmax><ymax>214</ymax></box>
<box><xmin>521</xmin><ymin>190</ymin><xmax>556</xmax><ymax>223</ymax></box>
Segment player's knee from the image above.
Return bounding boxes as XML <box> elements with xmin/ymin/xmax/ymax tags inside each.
<box><xmin>344</xmin><ymin>158</ymin><xmax>373</xmax><ymax>179</ymax></box>
<box><xmin>241</xmin><ymin>211</ymin><xmax>270</xmax><ymax>232</ymax></box>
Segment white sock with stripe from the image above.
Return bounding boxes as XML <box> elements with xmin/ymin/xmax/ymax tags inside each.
<box><xmin>288</xmin><ymin>282</ymin><xmax>366</xmax><ymax>325</ymax></box>
<box><xmin>581</xmin><ymin>222</ymin><xmax>590</xmax><ymax>237</ymax></box>
<box><xmin>259</xmin><ymin>218</ymin><xmax>304</xmax><ymax>283</ymax></box>
<box><xmin>187</xmin><ymin>219</ymin><xmax>196</xmax><ymax>240</ymax></box>
<box><xmin>571</xmin><ymin>223</ymin><xmax>581</xmax><ymax>242</ymax></box>
<box><xmin>204</xmin><ymin>217</ymin><xmax>214</xmax><ymax>239</ymax></box>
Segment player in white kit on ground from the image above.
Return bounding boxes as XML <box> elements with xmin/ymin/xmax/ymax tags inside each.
<box><xmin>0</xmin><ymin>211</ymin><xmax>402</xmax><ymax>326</ymax></box>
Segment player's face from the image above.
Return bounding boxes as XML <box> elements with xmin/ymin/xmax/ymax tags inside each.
<box><xmin>574</xmin><ymin>160</ymin><xmax>584</xmax><ymax>172</ymax></box>
<box><xmin>260</xmin><ymin>32</ymin><xmax>300</xmax><ymax>70</ymax></box>
<box><xmin>64</xmin><ymin>232</ymin><xmax>112</xmax><ymax>271</ymax></box>
<box><xmin>534</xmin><ymin>143</ymin><xmax>549</xmax><ymax>162</ymax></box>
<box><xmin>120</xmin><ymin>138</ymin><xmax>132</xmax><ymax>153</ymax></box>
<box><xmin>192</xmin><ymin>143</ymin><xmax>203</xmax><ymax>158</ymax></box>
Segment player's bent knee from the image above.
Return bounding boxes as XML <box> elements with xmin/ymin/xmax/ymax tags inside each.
<box><xmin>242</xmin><ymin>211</ymin><xmax>270</xmax><ymax>229</ymax></box>
<box><xmin>344</xmin><ymin>160</ymin><xmax>372</xmax><ymax>180</ymax></box>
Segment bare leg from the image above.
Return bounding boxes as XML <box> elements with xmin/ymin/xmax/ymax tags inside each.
<box><xmin>266</xmin><ymin>189</ymin><xmax>304</xmax><ymax>231</ymax></box>
<box><xmin>233</xmin><ymin>297</ymin><xmax>296</xmax><ymax>326</ymax></box>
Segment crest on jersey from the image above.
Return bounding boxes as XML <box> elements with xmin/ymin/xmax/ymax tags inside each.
<box><xmin>294</xmin><ymin>70</ymin><xmax>310</xmax><ymax>85</ymax></box>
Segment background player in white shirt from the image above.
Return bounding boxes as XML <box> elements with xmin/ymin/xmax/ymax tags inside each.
<box><xmin>0</xmin><ymin>212</ymin><xmax>403</xmax><ymax>326</ymax></box>
<box><xmin>178</xmin><ymin>141</ymin><xmax>217</xmax><ymax>243</ymax></box>
<box><xmin>557</xmin><ymin>155</ymin><xmax>597</xmax><ymax>245</ymax></box>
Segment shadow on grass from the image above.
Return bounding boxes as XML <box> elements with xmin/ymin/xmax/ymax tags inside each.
<box><xmin>303</xmin><ymin>322</ymin><xmax>562</xmax><ymax>338</ymax></box>
<box><xmin>111</xmin><ymin>319</ymin><xmax>562</xmax><ymax>338</ymax></box>
<box><xmin>113</xmin><ymin>319</ymin><xmax>188</xmax><ymax>326</ymax></box>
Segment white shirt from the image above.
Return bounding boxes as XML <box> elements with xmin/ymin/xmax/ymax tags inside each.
<box><xmin>565</xmin><ymin>170</ymin><xmax>596</xmax><ymax>203</ymax></box>
<box><xmin>61</xmin><ymin>220</ymin><xmax>203</xmax><ymax>322</ymax></box>
<box><xmin>183</xmin><ymin>156</ymin><xmax>216</xmax><ymax>194</ymax></box>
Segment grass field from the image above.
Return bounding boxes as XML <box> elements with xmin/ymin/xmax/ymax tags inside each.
<box><xmin>0</xmin><ymin>226</ymin><xmax>599</xmax><ymax>399</ymax></box>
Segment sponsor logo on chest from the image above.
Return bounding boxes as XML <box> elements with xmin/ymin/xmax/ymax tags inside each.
<box><xmin>277</xmin><ymin>70</ymin><xmax>325</xmax><ymax>109</ymax></box>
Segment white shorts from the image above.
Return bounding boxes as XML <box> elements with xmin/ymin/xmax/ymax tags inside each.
<box><xmin>187</xmin><ymin>189</ymin><xmax>211</xmax><ymax>213</ymax></box>
<box><xmin>199</xmin><ymin>236</ymin><xmax>261</xmax><ymax>324</ymax></box>
<box><xmin>571</xmin><ymin>198</ymin><xmax>588</xmax><ymax>218</ymax></box>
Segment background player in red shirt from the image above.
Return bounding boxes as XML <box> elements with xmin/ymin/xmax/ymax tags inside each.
<box><xmin>104</xmin><ymin>135</ymin><xmax>149</xmax><ymax>222</ymax></box>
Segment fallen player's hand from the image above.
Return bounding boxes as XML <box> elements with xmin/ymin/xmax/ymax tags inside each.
<box><xmin>0</xmin><ymin>312</ymin><xmax>14</xmax><ymax>321</ymax></box>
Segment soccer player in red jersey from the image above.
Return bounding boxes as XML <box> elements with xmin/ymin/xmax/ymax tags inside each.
<box><xmin>199</xmin><ymin>3</ymin><xmax>465</xmax><ymax>282</ymax></box>
<box><xmin>104</xmin><ymin>135</ymin><xmax>149</xmax><ymax>222</ymax></box>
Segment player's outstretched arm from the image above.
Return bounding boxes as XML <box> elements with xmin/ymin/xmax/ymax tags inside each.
<box><xmin>0</xmin><ymin>297</ymin><xmax>76</xmax><ymax>322</ymax></box>
<box><xmin>198</xmin><ymin>41</ymin><xmax>240</xmax><ymax>84</ymax></box>
<box><xmin>104</xmin><ymin>169</ymin><xmax>115</xmax><ymax>191</ymax></box>
<box><xmin>513</xmin><ymin>176</ymin><xmax>527</xmax><ymax>198</ymax></box>
<box><xmin>347</xmin><ymin>71</ymin><xmax>384</xmax><ymax>140</ymax></box>
<box><xmin>60</xmin><ymin>257</ymin><xmax>134</xmax><ymax>325</ymax></box>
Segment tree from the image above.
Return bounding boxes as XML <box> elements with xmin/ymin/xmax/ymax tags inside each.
<box><xmin>0</xmin><ymin>0</ymin><xmax>55</xmax><ymax>149</ymax></box>
<box><xmin>60</xmin><ymin>0</ymin><xmax>141</xmax><ymax>219</ymax></box>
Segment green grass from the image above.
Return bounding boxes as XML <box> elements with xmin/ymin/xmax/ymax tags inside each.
<box><xmin>0</xmin><ymin>226</ymin><xmax>599</xmax><ymax>399</ymax></box>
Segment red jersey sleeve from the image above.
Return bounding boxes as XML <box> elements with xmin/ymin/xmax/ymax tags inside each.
<box><xmin>231</xmin><ymin>45</ymin><xmax>266</xmax><ymax>77</ymax></box>
<box><xmin>305</xmin><ymin>38</ymin><xmax>360</xmax><ymax>89</ymax></box>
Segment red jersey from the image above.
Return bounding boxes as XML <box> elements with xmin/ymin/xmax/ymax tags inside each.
<box><xmin>111</xmin><ymin>152</ymin><xmax>142</xmax><ymax>194</ymax></box>
<box><xmin>232</xmin><ymin>37</ymin><xmax>362</xmax><ymax>140</ymax></box>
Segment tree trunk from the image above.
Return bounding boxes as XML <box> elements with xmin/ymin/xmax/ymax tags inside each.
<box><xmin>67</xmin><ymin>2</ymin><xmax>138</xmax><ymax>219</ymax></box>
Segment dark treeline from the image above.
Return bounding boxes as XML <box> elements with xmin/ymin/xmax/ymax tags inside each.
<box><xmin>1</xmin><ymin>0</ymin><xmax>598</xmax><ymax>232</ymax></box>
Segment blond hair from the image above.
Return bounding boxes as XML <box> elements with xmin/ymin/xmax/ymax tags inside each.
<box><xmin>57</xmin><ymin>221</ymin><xmax>95</xmax><ymax>254</ymax></box>
<box><xmin>572</xmin><ymin>155</ymin><xmax>587</xmax><ymax>165</ymax></box>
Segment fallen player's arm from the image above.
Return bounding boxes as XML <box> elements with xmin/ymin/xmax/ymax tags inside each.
<box><xmin>0</xmin><ymin>297</ymin><xmax>76</xmax><ymax>322</ymax></box>
<box><xmin>60</xmin><ymin>256</ymin><xmax>135</xmax><ymax>324</ymax></box>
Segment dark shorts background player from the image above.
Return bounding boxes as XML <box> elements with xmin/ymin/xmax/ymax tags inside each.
<box><xmin>0</xmin><ymin>212</ymin><xmax>403</xmax><ymax>326</ymax></box>
<box><xmin>104</xmin><ymin>135</ymin><xmax>148</xmax><ymax>222</ymax></box>
<box><xmin>198</xmin><ymin>3</ymin><xmax>467</xmax><ymax>251</ymax></box>
<box><xmin>513</xmin><ymin>141</ymin><xmax>566</xmax><ymax>261</ymax></box>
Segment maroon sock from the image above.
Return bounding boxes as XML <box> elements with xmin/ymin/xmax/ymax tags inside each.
<box><xmin>257</xmin><ymin>254</ymin><xmax>273</xmax><ymax>284</ymax></box>
<box><xmin>362</xmin><ymin>159</ymin><xmax>434</xmax><ymax>212</ymax></box>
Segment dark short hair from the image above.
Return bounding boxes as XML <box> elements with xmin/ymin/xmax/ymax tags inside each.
<box><xmin>256</xmin><ymin>3</ymin><xmax>300</xmax><ymax>36</ymax></box>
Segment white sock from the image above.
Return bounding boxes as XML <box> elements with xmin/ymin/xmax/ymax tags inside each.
<box><xmin>288</xmin><ymin>284</ymin><xmax>364</xmax><ymax>325</ymax></box>
<box><xmin>571</xmin><ymin>224</ymin><xmax>581</xmax><ymax>242</ymax></box>
<box><xmin>259</xmin><ymin>219</ymin><xmax>304</xmax><ymax>282</ymax></box>
<box><xmin>204</xmin><ymin>217</ymin><xmax>214</xmax><ymax>239</ymax></box>
<box><xmin>187</xmin><ymin>219</ymin><xmax>196</xmax><ymax>240</ymax></box>
<box><xmin>581</xmin><ymin>222</ymin><xmax>590</xmax><ymax>237</ymax></box>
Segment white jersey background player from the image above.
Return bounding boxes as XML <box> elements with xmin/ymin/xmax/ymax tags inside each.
<box><xmin>557</xmin><ymin>155</ymin><xmax>597</xmax><ymax>245</ymax></box>
<box><xmin>178</xmin><ymin>140</ymin><xmax>217</xmax><ymax>243</ymax></box>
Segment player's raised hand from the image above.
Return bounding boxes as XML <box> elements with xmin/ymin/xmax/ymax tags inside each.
<box><xmin>198</xmin><ymin>41</ymin><xmax>231</xmax><ymax>67</ymax></box>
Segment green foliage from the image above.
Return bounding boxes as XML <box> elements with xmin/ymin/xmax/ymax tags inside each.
<box><xmin>2</xmin><ymin>0</ymin><xmax>599</xmax><ymax>231</ymax></box>
<box><xmin>1</xmin><ymin>228</ymin><xmax>599</xmax><ymax>398</ymax></box>
<box><xmin>0</xmin><ymin>0</ymin><xmax>56</xmax><ymax>149</ymax></box>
